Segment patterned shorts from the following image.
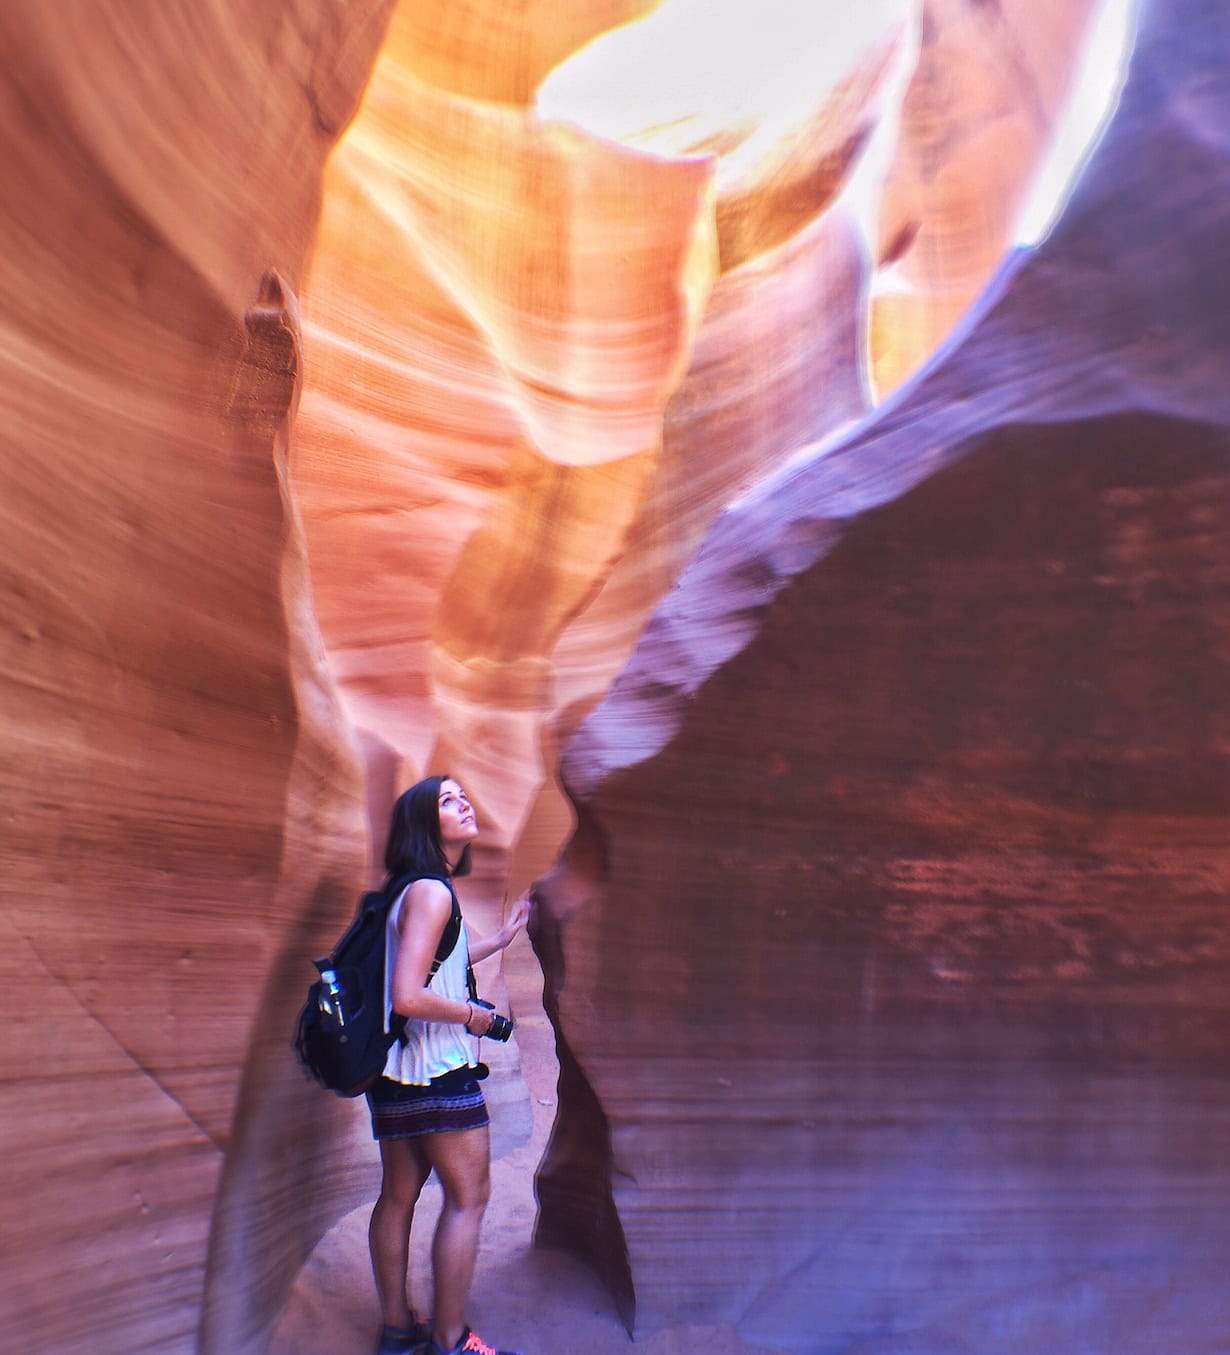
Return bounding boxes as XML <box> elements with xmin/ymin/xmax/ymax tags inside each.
<box><xmin>366</xmin><ymin>1067</ymin><xmax>489</xmax><ymax>1141</ymax></box>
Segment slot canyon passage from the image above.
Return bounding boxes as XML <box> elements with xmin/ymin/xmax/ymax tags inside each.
<box><xmin>3</xmin><ymin>1</ymin><xmax>1230</xmax><ymax>1352</ymax></box>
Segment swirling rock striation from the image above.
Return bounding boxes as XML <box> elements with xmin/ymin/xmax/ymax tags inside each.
<box><xmin>541</xmin><ymin>1</ymin><xmax>1230</xmax><ymax>1347</ymax></box>
<box><xmin>0</xmin><ymin>1</ymin><xmax>1197</xmax><ymax>1353</ymax></box>
<box><xmin>0</xmin><ymin>4</ymin><xmax>393</xmax><ymax>1352</ymax></box>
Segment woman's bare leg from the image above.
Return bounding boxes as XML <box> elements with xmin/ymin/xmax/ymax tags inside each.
<box><xmin>419</xmin><ymin>1125</ymin><xmax>491</xmax><ymax>1351</ymax></box>
<box><xmin>370</xmin><ymin>1136</ymin><xmax>432</xmax><ymax>1328</ymax></box>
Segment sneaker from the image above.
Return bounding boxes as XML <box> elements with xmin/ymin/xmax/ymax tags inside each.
<box><xmin>375</xmin><ymin>1314</ymin><xmax>432</xmax><ymax>1355</ymax></box>
<box><xmin>428</xmin><ymin>1326</ymin><xmax>522</xmax><ymax>1355</ymax></box>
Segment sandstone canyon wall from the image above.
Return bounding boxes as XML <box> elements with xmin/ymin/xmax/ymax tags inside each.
<box><xmin>539</xmin><ymin>0</ymin><xmax>1230</xmax><ymax>1349</ymax></box>
<box><xmin>0</xmin><ymin>3</ymin><xmax>398</xmax><ymax>1352</ymax></box>
<box><xmin>3</xmin><ymin>1</ymin><xmax>1229</xmax><ymax>1354</ymax></box>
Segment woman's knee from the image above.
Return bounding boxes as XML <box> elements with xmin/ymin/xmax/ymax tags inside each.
<box><xmin>442</xmin><ymin>1166</ymin><xmax>490</xmax><ymax>1214</ymax></box>
<box><xmin>378</xmin><ymin>1140</ymin><xmax>430</xmax><ymax>1208</ymax></box>
<box><xmin>423</xmin><ymin>1124</ymin><xmax>491</xmax><ymax>1209</ymax></box>
<box><xmin>378</xmin><ymin>1173</ymin><xmax>426</xmax><ymax>1213</ymax></box>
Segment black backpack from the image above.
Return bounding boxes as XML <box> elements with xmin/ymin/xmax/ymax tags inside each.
<box><xmin>293</xmin><ymin>871</ymin><xmax>464</xmax><ymax>1097</ymax></box>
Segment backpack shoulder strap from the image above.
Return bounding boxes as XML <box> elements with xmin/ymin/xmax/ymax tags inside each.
<box><xmin>384</xmin><ymin>872</ymin><xmax>463</xmax><ymax>978</ymax></box>
<box><xmin>428</xmin><ymin>879</ymin><xmax>462</xmax><ymax>980</ymax></box>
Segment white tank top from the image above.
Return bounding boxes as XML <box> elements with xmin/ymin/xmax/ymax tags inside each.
<box><xmin>381</xmin><ymin>882</ymin><xmax>477</xmax><ymax>1085</ymax></box>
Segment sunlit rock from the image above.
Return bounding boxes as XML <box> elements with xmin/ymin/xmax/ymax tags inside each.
<box><xmin>0</xmin><ymin>4</ymin><xmax>391</xmax><ymax>1352</ymax></box>
<box><xmin>4</xmin><ymin>0</ymin><xmax>1214</xmax><ymax>1353</ymax></box>
<box><xmin>539</xmin><ymin>1</ymin><xmax>1230</xmax><ymax>1345</ymax></box>
<box><xmin>869</xmin><ymin>0</ymin><xmax>1110</xmax><ymax>396</ymax></box>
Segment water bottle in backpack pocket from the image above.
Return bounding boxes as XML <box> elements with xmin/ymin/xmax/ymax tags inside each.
<box><xmin>294</xmin><ymin>873</ymin><xmax>462</xmax><ymax>1098</ymax></box>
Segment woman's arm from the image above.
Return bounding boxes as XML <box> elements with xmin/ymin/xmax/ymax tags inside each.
<box><xmin>466</xmin><ymin>891</ymin><xmax>532</xmax><ymax>965</ymax></box>
<box><xmin>390</xmin><ymin>878</ymin><xmax>473</xmax><ymax>1027</ymax></box>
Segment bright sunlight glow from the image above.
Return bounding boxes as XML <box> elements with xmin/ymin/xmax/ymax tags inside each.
<box><xmin>1014</xmin><ymin>0</ymin><xmax>1138</xmax><ymax>246</ymax></box>
<box><xmin>538</xmin><ymin>0</ymin><xmax>915</xmax><ymax>188</ymax></box>
<box><xmin>540</xmin><ymin>0</ymin><xmax>1137</xmax><ymax>251</ymax></box>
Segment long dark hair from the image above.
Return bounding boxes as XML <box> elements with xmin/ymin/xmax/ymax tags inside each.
<box><xmin>383</xmin><ymin>774</ymin><xmax>472</xmax><ymax>879</ymax></box>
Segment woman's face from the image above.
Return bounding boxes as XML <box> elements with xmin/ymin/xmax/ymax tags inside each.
<box><xmin>437</xmin><ymin>779</ymin><xmax>478</xmax><ymax>851</ymax></box>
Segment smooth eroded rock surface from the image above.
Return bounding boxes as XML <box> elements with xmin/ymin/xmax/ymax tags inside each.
<box><xmin>6</xmin><ymin>1</ymin><xmax>1221</xmax><ymax>1353</ymax></box>
<box><xmin>539</xmin><ymin>1</ymin><xmax>1230</xmax><ymax>1346</ymax></box>
<box><xmin>0</xmin><ymin>4</ymin><xmax>394</xmax><ymax>1351</ymax></box>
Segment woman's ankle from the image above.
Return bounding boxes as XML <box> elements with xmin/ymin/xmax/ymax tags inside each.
<box><xmin>378</xmin><ymin>1310</ymin><xmax>430</xmax><ymax>1345</ymax></box>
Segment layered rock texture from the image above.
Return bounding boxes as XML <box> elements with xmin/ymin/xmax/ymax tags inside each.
<box><xmin>539</xmin><ymin>2</ymin><xmax>1230</xmax><ymax>1348</ymax></box>
<box><xmin>3</xmin><ymin>1</ymin><xmax>1229</xmax><ymax>1354</ymax></box>
<box><xmin>0</xmin><ymin>4</ymin><xmax>397</xmax><ymax>1353</ymax></box>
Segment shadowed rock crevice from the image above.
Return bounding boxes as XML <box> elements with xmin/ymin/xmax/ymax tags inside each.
<box><xmin>532</xmin><ymin>1009</ymin><xmax>636</xmax><ymax>1334</ymax></box>
<box><xmin>530</xmin><ymin>804</ymin><xmax>636</xmax><ymax>1330</ymax></box>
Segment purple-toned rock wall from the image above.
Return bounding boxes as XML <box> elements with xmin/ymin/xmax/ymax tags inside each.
<box><xmin>538</xmin><ymin>1</ymin><xmax>1230</xmax><ymax>1348</ymax></box>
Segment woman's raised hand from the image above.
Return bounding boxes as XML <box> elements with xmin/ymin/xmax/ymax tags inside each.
<box><xmin>503</xmin><ymin>891</ymin><xmax>532</xmax><ymax>945</ymax></box>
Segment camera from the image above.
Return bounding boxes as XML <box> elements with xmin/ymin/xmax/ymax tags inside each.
<box><xmin>471</xmin><ymin>998</ymin><xmax>513</xmax><ymax>1042</ymax></box>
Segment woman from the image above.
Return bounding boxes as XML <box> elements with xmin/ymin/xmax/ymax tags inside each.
<box><xmin>368</xmin><ymin>775</ymin><xmax>530</xmax><ymax>1355</ymax></box>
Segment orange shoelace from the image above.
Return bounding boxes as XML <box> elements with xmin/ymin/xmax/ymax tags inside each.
<box><xmin>459</xmin><ymin>1332</ymin><xmax>498</xmax><ymax>1355</ymax></box>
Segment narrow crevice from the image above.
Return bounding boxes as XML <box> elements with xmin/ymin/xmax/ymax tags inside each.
<box><xmin>528</xmin><ymin>805</ymin><xmax>636</xmax><ymax>1334</ymax></box>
